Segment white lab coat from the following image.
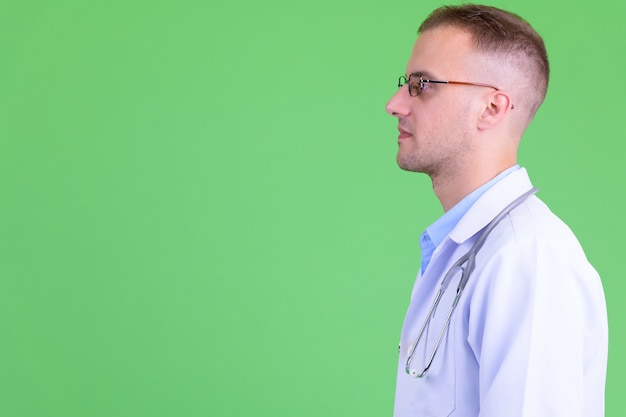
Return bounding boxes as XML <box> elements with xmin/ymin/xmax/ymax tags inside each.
<box><xmin>394</xmin><ymin>168</ymin><xmax>608</xmax><ymax>417</ymax></box>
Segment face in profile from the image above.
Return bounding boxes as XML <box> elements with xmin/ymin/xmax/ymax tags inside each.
<box><xmin>386</xmin><ymin>26</ymin><xmax>494</xmax><ymax>179</ymax></box>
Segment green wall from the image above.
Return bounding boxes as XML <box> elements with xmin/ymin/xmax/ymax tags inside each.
<box><xmin>2</xmin><ymin>0</ymin><xmax>624</xmax><ymax>415</ymax></box>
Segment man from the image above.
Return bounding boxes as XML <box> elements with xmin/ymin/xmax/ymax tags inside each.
<box><xmin>385</xmin><ymin>4</ymin><xmax>608</xmax><ymax>417</ymax></box>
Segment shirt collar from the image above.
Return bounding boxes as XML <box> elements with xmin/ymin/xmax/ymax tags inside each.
<box><xmin>424</xmin><ymin>165</ymin><xmax>520</xmax><ymax>249</ymax></box>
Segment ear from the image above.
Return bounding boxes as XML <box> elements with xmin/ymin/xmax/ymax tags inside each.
<box><xmin>477</xmin><ymin>91</ymin><xmax>513</xmax><ymax>131</ymax></box>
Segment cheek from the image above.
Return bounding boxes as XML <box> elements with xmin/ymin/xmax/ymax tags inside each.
<box><xmin>414</xmin><ymin>107</ymin><xmax>469</xmax><ymax>149</ymax></box>
<box><xmin>416</xmin><ymin>110</ymin><xmax>444</xmax><ymax>136</ymax></box>
<box><xmin>428</xmin><ymin>99</ymin><xmax>471</xmax><ymax>131</ymax></box>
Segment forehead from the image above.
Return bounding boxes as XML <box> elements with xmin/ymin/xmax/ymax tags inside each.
<box><xmin>407</xmin><ymin>25</ymin><xmax>479</xmax><ymax>77</ymax></box>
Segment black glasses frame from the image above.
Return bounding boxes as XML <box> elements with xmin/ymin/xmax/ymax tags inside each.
<box><xmin>398</xmin><ymin>72</ymin><xmax>499</xmax><ymax>97</ymax></box>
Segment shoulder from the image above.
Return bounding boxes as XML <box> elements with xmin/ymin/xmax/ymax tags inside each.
<box><xmin>469</xmin><ymin>195</ymin><xmax>602</xmax><ymax>304</ymax></box>
<box><xmin>489</xmin><ymin>195</ymin><xmax>588</xmax><ymax>261</ymax></box>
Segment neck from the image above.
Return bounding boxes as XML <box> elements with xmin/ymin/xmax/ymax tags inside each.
<box><xmin>432</xmin><ymin>159</ymin><xmax>517</xmax><ymax>212</ymax></box>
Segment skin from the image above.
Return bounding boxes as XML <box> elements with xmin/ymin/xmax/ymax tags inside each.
<box><xmin>386</xmin><ymin>25</ymin><xmax>524</xmax><ymax>212</ymax></box>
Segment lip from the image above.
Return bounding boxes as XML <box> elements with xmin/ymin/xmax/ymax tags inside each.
<box><xmin>397</xmin><ymin>126</ymin><xmax>413</xmax><ymax>141</ymax></box>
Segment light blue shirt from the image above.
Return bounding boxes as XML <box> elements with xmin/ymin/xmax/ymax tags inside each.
<box><xmin>420</xmin><ymin>165</ymin><xmax>519</xmax><ymax>274</ymax></box>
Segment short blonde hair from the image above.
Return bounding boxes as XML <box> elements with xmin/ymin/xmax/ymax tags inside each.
<box><xmin>419</xmin><ymin>4</ymin><xmax>549</xmax><ymax>119</ymax></box>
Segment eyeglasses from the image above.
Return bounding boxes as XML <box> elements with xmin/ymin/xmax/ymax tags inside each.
<box><xmin>398</xmin><ymin>72</ymin><xmax>499</xmax><ymax>97</ymax></box>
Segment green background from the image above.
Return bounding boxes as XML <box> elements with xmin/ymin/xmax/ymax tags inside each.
<box><xmin>1</xmin><ymin>0</ymin><xmax>624</xmax><ymax>415</ymax></box>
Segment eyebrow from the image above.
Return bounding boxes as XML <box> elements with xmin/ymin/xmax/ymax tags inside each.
<box><xmin>408</xmin><ymin>70</ymin><xmax>438</xmax><ymax>79</ymax></box>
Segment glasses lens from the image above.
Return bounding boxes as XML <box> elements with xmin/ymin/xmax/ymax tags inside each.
<box><xmin>408</xmin><ymin>74</ymin><xmax>422</xmax><ymax>96</ymax></box>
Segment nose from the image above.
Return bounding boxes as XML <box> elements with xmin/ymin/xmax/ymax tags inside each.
<box><xmin>385</xmin><ymin>86</ymin><xmax>410</xmax><ymax>118</ymax></box>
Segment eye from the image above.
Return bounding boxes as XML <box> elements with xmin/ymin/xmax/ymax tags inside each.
<box><xmin>408</xmin><ymin>79</ymin><xmax>422</xmax><ymax>96</ymax></box>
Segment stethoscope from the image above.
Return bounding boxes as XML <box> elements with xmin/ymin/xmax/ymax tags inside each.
<box><xmin>405</xmin><ymin>187</ymin><xmax>539</xmax><ymax>378</ymax></box>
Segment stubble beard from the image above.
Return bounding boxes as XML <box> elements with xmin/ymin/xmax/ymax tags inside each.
<box><xmin>396</xmin><ymin>139</ymin><xmax>437</xmax><ymax>176</ymax></box>
<box><xmin>396</xmin><ymin>134</ymin><xmax>470</xmax><ymax>182</ymax></box>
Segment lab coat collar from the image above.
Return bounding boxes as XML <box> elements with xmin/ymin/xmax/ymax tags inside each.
<box><xmin>448</xmin><ymin>167</ymin><xmax>535</xmax><ymax>244</ymax></box>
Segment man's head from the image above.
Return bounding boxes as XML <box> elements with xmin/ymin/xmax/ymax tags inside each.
<box><xmin>419</xmin><ymin>4</ymin><xmax>549</xmax><ymax>116</ymax></box>
<box><xmin>386</xmin><ymin>4</ymin><xmax>549</xmax><ymax>183</ymax></box>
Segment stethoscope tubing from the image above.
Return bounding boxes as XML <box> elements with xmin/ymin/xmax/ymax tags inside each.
<box><xmin>405</xmin><ymin>187</ymin><xmax>539</xmax><ymax>378</ymax></box>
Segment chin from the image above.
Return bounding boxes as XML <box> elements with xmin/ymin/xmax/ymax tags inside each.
<box><xmin>397</xmin><ymin>154</ymin><xmax>431</xmax><ymax>174</ymax></box>
<box><xmin>397</xmin><ymin>159</ymin><xmax>420</xmax><ymax>173</ymax></box>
